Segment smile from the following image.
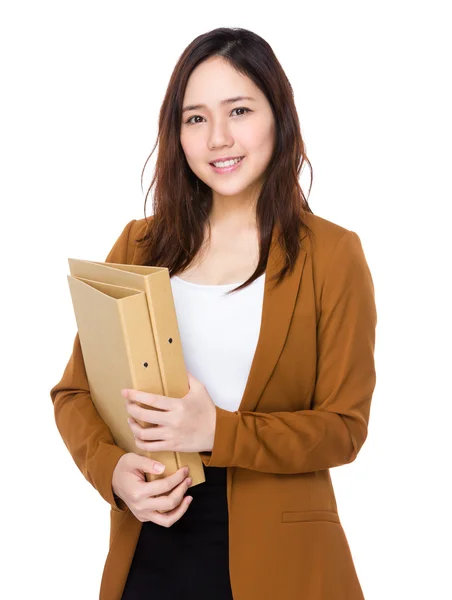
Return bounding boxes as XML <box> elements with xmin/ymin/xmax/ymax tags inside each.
<box><xmin>209</xmin><ymin>156</ymin><xmax>245</xmax><ymax>174</ymax></box>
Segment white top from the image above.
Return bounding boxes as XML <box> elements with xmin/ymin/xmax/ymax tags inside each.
<box><xmin>170</xmin><ymin>273</ymin><xmax>266</xmax><ymax>412</ymax></box>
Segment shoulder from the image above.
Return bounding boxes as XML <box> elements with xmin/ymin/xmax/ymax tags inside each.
<box><xmin>126</xmin><ymin>215</ymin><xmax>156</xmax><ymax>264</ymax></box>
<box><xmin>104</xmin><ymin>216</ymin><xmax>155</xmax><ymax>265</ymax></box>
<box><xmin>301</xmin><ymin>210</ymin><xmax>365</xmax><ymax>252</ymax></box>
<box><xmin>129</xmin><ymin>215</ymin><xmax>155</xmax><ymax>241</ymax></box>
<box><xmin>301</xmin><ymin>211</ymin><xmax>353</xmax><ymax>248</ymax></box>
<box><xmin>300</xmin><ymin>211</ymin><xmax>370</xmax><ymax>281</ymax></box>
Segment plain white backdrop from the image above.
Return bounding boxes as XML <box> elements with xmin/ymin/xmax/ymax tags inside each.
<box><xmin>1</xmin><ymin>1</ymin><xmax>450</xmax><ymax>598</ymax></box>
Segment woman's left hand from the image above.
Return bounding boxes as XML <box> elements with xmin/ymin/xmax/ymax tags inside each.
<box><xmin>121</xmin><ymin>372</ymin><xmax>217</xmax><ymax>453</ymax></box>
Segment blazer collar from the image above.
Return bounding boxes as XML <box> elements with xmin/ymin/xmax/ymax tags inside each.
<box><xmin>238</xmin><ymin>223</ymin><xmax>307</xmax><ymax>413</ymax></box>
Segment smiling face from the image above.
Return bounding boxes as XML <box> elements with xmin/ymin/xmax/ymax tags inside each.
<box><xmin>180</xmin><ymin>56</ymin><xmax>276</xmax><ymax>216</ymax></box>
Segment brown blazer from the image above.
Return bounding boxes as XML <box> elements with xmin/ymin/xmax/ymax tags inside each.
<box><xmin>50</xmin><ymin>210</ymin><xmax>377</xmax><ymax>600</ymax></box>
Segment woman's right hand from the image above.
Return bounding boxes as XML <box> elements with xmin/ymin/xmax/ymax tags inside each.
<box><xmin>112</xmin><ymin>453</ymin><xmax>193</xmax><ymax>527</ymax></box>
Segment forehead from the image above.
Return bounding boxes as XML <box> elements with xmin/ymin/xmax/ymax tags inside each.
<box><xmin>182</xmin><ymin>57</ymin><xmax>263</xmax><ymax>107</ymax></box>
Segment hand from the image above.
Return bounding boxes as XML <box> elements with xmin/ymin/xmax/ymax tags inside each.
<box><xmin>121</xmin><ymin>372</ymin><xmax>216</xmax><ymax>453</ymax></box>
<box><xmin>112</xmin><ymin>453</ymin><xmax>194</xmax><ymax>526</ymax></box>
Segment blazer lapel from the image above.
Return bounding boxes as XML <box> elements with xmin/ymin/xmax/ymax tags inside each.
<box><xmin>238</xmin><ymin>224</ymin><xmax>307</xmax><ymax>413</ymax></box>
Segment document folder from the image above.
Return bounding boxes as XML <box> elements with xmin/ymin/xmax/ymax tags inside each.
<box><xmin>67</xmin><ymin>258</ymin><xmax>206</xmax><ymax>488</ymax></box>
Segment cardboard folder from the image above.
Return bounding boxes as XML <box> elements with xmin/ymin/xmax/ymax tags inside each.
<box><xmin>66</xmin><ymin>258</ymin><xmax>206</xmax><ymax>488</ymax></box>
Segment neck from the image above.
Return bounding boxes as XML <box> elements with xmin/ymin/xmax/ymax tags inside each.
<box><xmin>209</xmin><ymin>187</ymin><xmax>259</xmax><ymax>232</ymax></box>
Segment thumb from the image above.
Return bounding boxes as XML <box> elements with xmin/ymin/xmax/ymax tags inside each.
<box><xmin>138</xmin><ymin>455</ymin><xmax>166</xmax><ymax>474</ymax></box>
<box><xmin>187</xmin><ymin>371</ymin><xmax>199</xmax><ymax>389</ymax></box>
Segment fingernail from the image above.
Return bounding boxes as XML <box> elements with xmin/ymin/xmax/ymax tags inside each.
<box><xmin>155</xmin><ymin>463</ymin><xmax>165</xmax><ymax>473</ymax></box>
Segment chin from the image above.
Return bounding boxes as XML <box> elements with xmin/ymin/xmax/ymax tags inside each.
<box><xmin>205</xmin><ymin>175</ymin><xmax>255</xmax><ymax>192</ymax></box>
<box><xmin>210</xmin><ymin>184</ymin><xmax>251</xmax><ymax>196</ymax></box>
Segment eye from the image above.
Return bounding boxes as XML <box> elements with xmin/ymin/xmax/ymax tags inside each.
<box><xmin>231</xmin><ymin>107</ymin><xmax>251</xmax><ymax>117</ymax></box>
<box><xmin>185</xmin><ymin>115</ymin><xmax>204</xmax><ymax>125</ymax></box>
<box><xmin>184</xmin><ymin>107</ymin><xmax>251</xmax><ymax>125</ymax></box>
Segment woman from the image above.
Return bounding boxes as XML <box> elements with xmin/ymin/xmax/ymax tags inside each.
<box><xmin>50</xmin><ymin>27</ymin><xmax>377</xmax><ymax>600</ymax></box>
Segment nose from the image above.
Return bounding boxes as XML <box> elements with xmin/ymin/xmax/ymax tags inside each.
<box><xmin>208</xmin><ymin>117</ymin><xmax>234</xmax><ymax>151</ymax></box>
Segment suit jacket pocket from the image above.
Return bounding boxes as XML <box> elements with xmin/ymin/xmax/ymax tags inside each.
<box><xmin>281</xmin><ymin>509</ymin><xmax>340</xmax><ymax>523</ymax></box>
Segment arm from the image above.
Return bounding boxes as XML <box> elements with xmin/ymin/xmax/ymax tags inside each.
<box><xmin>50</xmin><ymin>219</ymin><xmax>138</xmax><ymax>511</ymax></box>
<box><xmin>201</xmin><ymin>230</ymin><xmax>377</xmax><ymax>473</ymax></box>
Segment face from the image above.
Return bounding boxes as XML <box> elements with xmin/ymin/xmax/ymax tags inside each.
<box><xmin>180</xmin><ymin>56</ymin><xmax>275</xmax><ymax>208</ymax></box>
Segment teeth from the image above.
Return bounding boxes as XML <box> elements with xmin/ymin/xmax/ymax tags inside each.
<box><xmin>212</xmin><ymin>157</ymin><xmax>243</xmax><ymax>168</ymax></box>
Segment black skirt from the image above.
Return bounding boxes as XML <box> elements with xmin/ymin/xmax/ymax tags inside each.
<box><xmin>121</xmin><ymin>465</ymin><xmax>234</xmax><ymax>600</ymax></box>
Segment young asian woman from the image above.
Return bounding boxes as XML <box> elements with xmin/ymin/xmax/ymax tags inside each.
<box><xmin>50</xmin><ymin>27</ymin><xmax>377</xmax><ymax>600</ymax></box>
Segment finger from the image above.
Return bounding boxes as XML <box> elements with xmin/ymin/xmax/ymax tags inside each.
<box><xmin>134</xmin><ymin>438</ymin><xmax>178</xmax><ymax>452</ymax></box>
<box><xmin>153</xmin><ymin>476</ymin><xmax>193</xmax><ymax>514</ymax></box>
<box><xmin>144</xmin><ymin>466</ymin><xmax>189</xmax><ymax>496</ymax></box>
<box><xmin>186</xmin><ymin>371</ymin><xmax>198</xmax><ymax>390</ymax></box>
<box><xmin>125</xmin><ymin>401</ymin><xmax>170</xmax><ymax>426</ymax></box>
<box><xmin>128</xmin><ymin>419</ymin><xmax>170</xmax><ymax>443</ymax></box>
<box><xmin>151</xmin><ymin>495</ymin><xmax>193</xmax><ymax>527</ymax></box>
<box><xmin>133</xmin><ymin>454</ymin><xmax>167</xmax><ymax>475</ymax></box>
<box><xmin>186</xmin><ymin>372</ymin><xmax>204</xmax><ymax>395</ymax></box>
<box><xmin>123</xmin><ymin>389</ymin><xmax>177</xmax><ymax>411</ymax></box>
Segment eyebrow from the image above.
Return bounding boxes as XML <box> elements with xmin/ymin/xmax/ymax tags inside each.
<box><xmin>182</xmin><ymin>96</ymin><xmax>256</xmax><ymax>114</ymax></box>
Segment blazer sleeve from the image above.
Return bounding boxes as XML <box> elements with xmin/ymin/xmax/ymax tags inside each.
<box><xmin>201</xmin><ymin>230</ymin><xmax>377</xmax><ymax>473</ymax></box>
<box><xmin>49</xmin><ymin>218</ymin><xmax>138</xmax><ymax>511</ymax></box>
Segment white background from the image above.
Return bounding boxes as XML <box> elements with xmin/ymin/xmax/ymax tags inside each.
<box><xmin>1</xmin><ymin>1</ymin><xmax>450</xmax><ymax>598</ymax></box>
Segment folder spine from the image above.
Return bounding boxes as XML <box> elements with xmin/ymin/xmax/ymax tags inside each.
<box><xmin>117</xmin><ymin>297</ymin><xmax>180</xmax><ymax>482</ymax></box>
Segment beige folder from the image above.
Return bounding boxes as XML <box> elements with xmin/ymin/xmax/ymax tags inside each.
<box><xmin>66</xmin><ymin>258</ymin><xmax>205</xmax><ymax>488</ymax></box>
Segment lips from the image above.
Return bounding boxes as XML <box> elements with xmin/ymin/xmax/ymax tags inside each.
<box><xmin>209</xmin><ymin>156</ymin><xmax>245</xmax><ymax>174</ymax></box>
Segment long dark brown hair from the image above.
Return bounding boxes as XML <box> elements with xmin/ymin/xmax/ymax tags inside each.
<box><xmin>136</xmin><ymin>27</ymin><xmax>314</xmax><ymax>295</ymax></box>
